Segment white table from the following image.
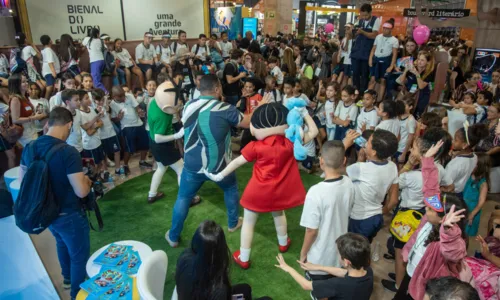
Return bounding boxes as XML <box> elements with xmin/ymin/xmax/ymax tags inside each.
<box><xmin>0</xmin><ymin>216</ymin><xmax>59</xmax><ymax>299</ymax></box>
<box><xmin>4</xmin><ymin>166</ymin><xmax>19</xmax><ymax>193</ymax></box>
<box><xmin>86</xmin><ymin>240</ymin><xmax>153</xmax><ymax>278</ymax></box>
<box><xmin>9</xmin><ymin>179</ymin><xmax>21</xmax><ymax>203</ymax></box>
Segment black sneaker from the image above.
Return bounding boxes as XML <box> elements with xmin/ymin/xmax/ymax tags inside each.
<box><xmin>62</xmin><ymin>278</ymin><xmax>71</xmax><ymax>289</ymax></box>
<box><xmin>382</xmin><ymin>279</ymin><xmax>398</xmax><ymax>293</ymax></box>
<box><xmin>384</xmin><ymin>253</ymin><xmax>395</xmax><ymax>262</ymax></box>
<box><xmin>139</xmin><ymin>161</ymin><xmax>153</xmax><ymax>168</ymax></box>
<box><xmin>124</xmin><ymin>165</ymin><xmax>130</xmax><ymax>175</ymax></box>
<box><xmin>388</xmin><ymin>272</ymin><xmax>396</xmax><ymax>281</ymax></box>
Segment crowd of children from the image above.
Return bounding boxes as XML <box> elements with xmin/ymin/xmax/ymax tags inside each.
<box><xmin>3</xmin><ymin>6</ymin><xmax>500</xmax><ymax>298</ymax></box>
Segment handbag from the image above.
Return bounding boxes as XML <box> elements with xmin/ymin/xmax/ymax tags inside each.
<box><xmin>390</xmin><ymin>209</ymin><xmax>423</xmax><ymax>243</ymax></box>
<box><xmin>1</xmin><ymin>120</ymin><xmax>23</xmax><ymax>144</ymax></box>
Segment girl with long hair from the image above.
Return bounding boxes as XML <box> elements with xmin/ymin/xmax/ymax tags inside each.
<box><xmin>83</xmin><ymin>27</ymin><xmax>108</xmax><ymax>93</ymax></box>
<box><xmin>281</xmin><ymin>47</ymin><xmax>297</xmax><ymax>78</ymax></box>
<box><xmin>14</xmin><ymin>32</ymin><xmax>46</xmax><ymax>91</ymax></box>
<box><xmin>9</xmin><ymin>73</ymin><xmax>45</xmax><ymax>146</ymax></box>
<box><xmin>0</xmin><ymin>88</ymin><xmax>16</xmax><ymax>169</ymax></box>
<box><xmin>59</xmin><ymin>34</ymin><xmax>82</xmax><ymax>84</ymax></box>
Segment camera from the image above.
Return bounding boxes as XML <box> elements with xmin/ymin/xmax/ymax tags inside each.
<box><xmin>352</xmin><ymin>25</ymin><xmax>360</xmax><ymax>36</ymax></box>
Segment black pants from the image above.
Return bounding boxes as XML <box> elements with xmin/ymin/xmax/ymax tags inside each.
<box><xmin>232</xmin><ymin>283</ymin><xmax>272</xmax><ymax>300</ymax></box>
<box><xmin>352</xmin><ymin>58</ymin><xmax>370</xmax><ymax>95</ymax></box>
<box><xmin>393</xmin><ymin>272</ymin><xmax>413</xmax><ymax>300</ymax></box>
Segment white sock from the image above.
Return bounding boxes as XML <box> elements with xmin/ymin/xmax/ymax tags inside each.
<box><xmin>278</xmin><ymin>234</ymin><xmax>288</xmax><ymax>246</ymax></box>
<box><xmin>240</xmin><ymin>247</ymin><xmax>251</xmax><ymax>262</ymax></box>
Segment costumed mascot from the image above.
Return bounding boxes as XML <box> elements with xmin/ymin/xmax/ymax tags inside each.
<box><xmin>147</xmin><ymin>81</ymin><xmax>200</xmax><ymax>205</ymax></box>
<box><xmin>205</xmin><ymin>99</ymin><xmax>318</xmax><ymax>269</ymax></box>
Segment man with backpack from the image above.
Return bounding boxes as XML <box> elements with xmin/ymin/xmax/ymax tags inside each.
<box><xmin>222</xmin><ymin>48</ymin><xmax>246</xmax><ymax>106</ymax></box>
<box><xmin>135</xmin><ymin>32</ymin><xmax>158</xmax><ymax>82</ymax></box>
<box><xmin>18</xmin><ymin>106</ymin><xmax>92</xmax><ymax>299</ymax></box>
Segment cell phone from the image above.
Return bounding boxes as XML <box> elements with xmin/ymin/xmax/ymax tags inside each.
<box><xmin>231</xmin><ymin>294</ymin><xmax>244</xmax><ymax>300</ymax></box>
<box><xmin>354</xmin><ymin>136</ymin><xmax>367</xmax><ymax>148</ymax></box>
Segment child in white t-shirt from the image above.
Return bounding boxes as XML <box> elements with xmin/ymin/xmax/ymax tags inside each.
<box><xmin>258</xmin><ymin>75</ymin><xmax>282</xmax><ymax>103</ymax></box>
<box><xmin>332</xmin><ymin>85</ymin><xmax>358</xmax><ymax>141</ymax></box>
<box><xmin>28</xmin><ymin>82</ymin><xmax>49</xmax><ymax>136</ymax></box>
<box><xmin>396</xmin><ymin>98</ymin><xmax>416</xmax><ymax>165</ymax></box>
<box><xmin>268</xmin><ymin>56</ymin><xmax>284</xmax><ymax>86</ymax></box>
<box><xmin>300</xmin><ymin>141</ymin><xmax>355</xmax><ymax>278</ymax></box>
<box><xmin>346</xmin><ymin>129</ymin><xmax>399</xmax><ymax>243</ymax></box>
<box><xmin>93</xmin><ymin>89</ymin><xmax>122</xmax><ymax>175</ymax></box>
<box><xmin>324</xmin><ymin>82</ymin><xmax>340</xmax><ymax>141</ymax></box>
<box><xmin>49</xmin><ymin>73</ymin><xmax>77</xmax><ymax>111</ymax></box>
<box><xmin>0</xmin><ymin>53</ymin><xmax>9</xmax><ymax>77</ymax></box>
<box><xmin>356</xmin><ymin>89</ymin><xmax>379</xmax><ymax>134</ymax></box>
<box><xmin>40</xmin><ymin>35</ymin><xmax>61</xmax><ymax>99</ymax></box>
<box><xmin>376</xmin><ymin>100</ymin><xmax>400</xmax><ymax>138</ymax></box>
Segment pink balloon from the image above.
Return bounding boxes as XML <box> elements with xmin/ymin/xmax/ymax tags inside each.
<box><xmin>325</xmin><ymin>23</ymin><xmax>334</xmax><ymax>33</ymax></box>
<box><xmin>413</xmin><ymin>25</ymin><xmax>430</xmax><ymax>45</ymax></box>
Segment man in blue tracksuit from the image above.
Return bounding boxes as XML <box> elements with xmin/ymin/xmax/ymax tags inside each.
<box><xmin>350</xmin><ymin>4</ymin><xmax>380</xmax><ymax>95</ymax></box>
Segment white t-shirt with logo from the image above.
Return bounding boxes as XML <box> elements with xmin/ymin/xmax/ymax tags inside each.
<box><xmin>191</xmin><ymin>44</ymin><xmax>209</xmax><ymax>61</ymax></box>
<box><xmin>376</xmin><ymin>118</ymin><xmax>400</xmax><ymax>138</ymax></box>
<box><xmin>112</xmin><ymin>49</ymin><xmax>134</xmax><ymax>68</ymax></box>
<box><xmin>445</xmin><ymin>154</ymin><xmax>478</xmax><ymax>193</ymax></box>
<box><xmin>156</xmin><ymin>44</ymin><xmax>173</xmax><ymax>64</ymax></box>
<box><xmin>135</xmin><ymin>43</ymin><xmax>157</xmax><ymax>64</ymax></box>
<box><xmin>109</xmin><ymin>94</ymin><xmax>143</xmax><ymax>129</ymax></box>
<box><xmin>41</xmin><ymin>47</ymin><xmax>61</xmax><ymax>77</ymax></box>
<box><xmin>398</xmin><ymin>115</ymin><xmax>417</xmax><ymax>153</ymax></box>
<box><xmin>80</xmin><ymin>108</ymin><xmax>102</xmax><ymax>150</ymax></box>
<box><xmin>300</xmin><ymin>176</ymin><xmax>355</xmax><ymax>274</ymax></box>
<box><xmin>220</xmin><ymin>41</ymin><xmax>233</xmax><ymax>58</ymax></box>
<box><xmin>29</xmin><ymin>97</ymin><xmax>49</xmax><ymax>132</ymax></box>
<box><xmin>373</xmin><ymin>34</ymin><xmax>399</xmax><ymax>58</ymax></box>
<box><xmin>325</xmin><ymin>100</ymin><xmax>336</xmax><ymax>129</ymax></box>
<box><xmin>270</xmin><ymin>66</ymin><xmax>284</xmax><ymax>85</ymax></box>
<box><xmin>347</xmin><ymin>160</ymin><xmax>399</xmax><ymax>220</ymax></box>
<box><xmin>66</xmin><ymin>109</ymin><xmax>83</xmax><ymax>152</ymax></box>
<box><xmin>356</xmin><ymin>107</ymin><xmax>379</xmax><ymax>133</ymax></box>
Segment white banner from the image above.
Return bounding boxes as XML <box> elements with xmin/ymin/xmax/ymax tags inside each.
<box><xmin>122</xmin><ymin>0</ymin><xmax>205</xmax><ymax>40</ymax></box>
<box><xmin>25</xmin><ymin>0</ymin><xmax>124</xmax><ymax>43</ymax></box>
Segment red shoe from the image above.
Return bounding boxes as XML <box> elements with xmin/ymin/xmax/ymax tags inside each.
<box><xmin>279</xmin><ymin>238</ymin><xmax>291</xmax><ymax>253</ymax></box>
<box><xmin>232</xmin><ymin>250</ymin><xmax>250</xmax><ymax>269</ymax></box>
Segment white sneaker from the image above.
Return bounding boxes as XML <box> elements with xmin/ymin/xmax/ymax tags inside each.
<box><xmin>165</xmin><ymin>230</ymin><xmax>179</xmax><ymax>248</ymax></box>
<box><xmin>107</xmin><ymin>158</ymin><xmax>115</xmax><ymax>167</ymax></box>
<box><xmin>372</xmin><ymin>241</ymin><xmax>380</xmax><ymax>262</ymax></box>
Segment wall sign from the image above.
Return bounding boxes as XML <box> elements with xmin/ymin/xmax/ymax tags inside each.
<box><xmin>403</xmin><ymin>9</ymin><xmax>471</xmax><ymax>18</ymax></box>
<box><xmin>25</xmin><ymin>0</ymin><xmax>124</xmax><ymax>42</ymax></box>
<box><xmin>122</xmin><ymin>0</ymin><xmax>205</xmax><ymax>40</ymax></box>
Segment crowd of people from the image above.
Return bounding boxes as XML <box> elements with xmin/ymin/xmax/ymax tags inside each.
<box><xmin>3</xmin><ymin>2</ymin><xmax>500</xmax><ymax>300</ymax></box>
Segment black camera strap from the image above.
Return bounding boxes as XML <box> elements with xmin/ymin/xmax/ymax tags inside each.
<box><xmin>86</xmin><ymin>201</ymin><xmax>104</xmax><ymax>232</ymax></box>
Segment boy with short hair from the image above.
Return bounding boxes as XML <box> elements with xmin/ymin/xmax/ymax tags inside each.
<box><xmin>275</xmin><ymin>232</ymin><xmax>374</xmax><ymax>300</ymax></box>
<box><xmin>40</xmin><ymin>34</ymin><xmax>61</xmax><ymax>99</ymax></box>
<box><xmin>156</xmin><ymin>33</ymin><xmax>173</xmax><ymax>76</ymax></box>
<box><xmin>300</xmin><ymin>141</ymin><xmax>355</xmax><ymax>279</ymax></box>
<box><xmin>49</xmin><ymin>73</ymin><xmax>76</xmax><ymax>111</ymax></box>
<box><xmin>258</xmin><ymin>75</ymin><xmax>282</xmax><ymax>103</ymax></box>
<box><xmin>191</xmin><ymin>34</ymin><xmax>209</xmax><ymax>69</ymax></box>
<box><xmin>189</xmin><ymin>71</ymin><xmax>204</xmax><ymax>101</ymax></box>
<box><xmin>239</xmin><ymin>79</ymin><xmax>263</xmax><ymax>149</ymax></box>
<box><xmin>346</xmin><ymin>129</ymin><xmax>399</xmax><ymax>243</ymax></box>
<box><xmin>220</xmin><ymin>31</ymin><xmax>233</xmax><ymax>61</ymax></box>
<box><xmin>62</xmin><ymin>89</ymin><xmax>83</xmax><ymax>153</ymax></box>
<box><xmin>268</xmin><ymin>56</ymin><xmax>284</xmax><ymax>86</ymax></box>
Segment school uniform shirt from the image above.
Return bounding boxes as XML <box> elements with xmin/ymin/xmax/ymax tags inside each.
<box><xmin>270</xmin><ymin>65</ymin><xmax>284</xmax><ymax>84</ymax></box>
<box><xmin>283</xmin><ymin>93</ymin><xmax>310</xmax><ymax>107</ymax></box>
<box><xmin>112</xmin><ymin>49</ymin><xmax>134</xmax><ymax>68</ymax></box>
<box><xmin>156</xmin><ymin>44</ymin><xmax>172</xmax><ymax>64</ymax></box>
<box><xmin>347</xmin><ymin>160</ymin><xmax>399</xmax><ymax>220</ymax></box>
<box><xmin>334</xmin><ymin>101</ymin><xmax>358</xmax><ymax>128</ymax></box>
<box><xmin>109</xmin><ymin>93</ymin><xmax>143</xmax><ymax>129</ymax></box>
<box><xmin>436</xmin><ymin>162</ymin><xmax>454</xmax><ymax>187</ymax></box>
<box><xmin>311</xmin><ymin>267</ymin><xmax>374</xmax><ymax>300</ymax></box>
<box><xmin>135</xmin><ymin>43</ymin><xmax>157</xmax><ymax>64</ymax></box>
<box><xmin>170</xmin><ymin>42</ymin><xmax>188</xmax><ymax>58</ymax></box>
<box><xmin>66</xmin><ymin>109</ymin><xmax>83</xmax><ymax>152</ymax></box>
<box><xmin>376</xmin><ymin>118</ymin><xmax>400</xmax><ymax>138</ymax></box>
<box><xmin>325</xmin><ymin>100</ymin><xmax>336</xmax><ymax>128</ymax></box>
<box><xmin>220</xmin><ymin>40</ymin><xmax>233</xmax><ymax>58</ymax></box>
<box><xmin>83</xmin><ymin>37</ymin><xmax>105</xmax><ymax>63</ymax></box>
<box><xmin>98</xmin><ymin>108</ymin><xmax>117</xmax><ymax>140</ymax></box>
<box><xmin>0</xmin><ymin>54</ymin><xmax>9</xmax><ymax>74</ymax></box>
<box><xmin>340</xmin><ymin>38</ymin><xmax>352</xmax><ymax>65</ymax></box>
<box><xmin>191</xmin><ymin>44</ymin><xmax>208</xmax><ymax>61</ymax></box>
<box><xmin>79</xmin><ymin>108</ymin><xmax>102</xmax><ymax>150</ymax></box>
<box><xmin>41</xmin><ymin>47</ymin><xmax>61</xmax><ymax>77</ymax></box>
<box><xmin>314</xmin><ymin>102</ymin><xmax>327</xmax><ymax>126</ymax></box>
<box><xmin>21</xmin><ymin>46</ymin><xmax>37</xmax><ymax>63</ymax></box>
<box><xmin>356</xmin><ymin>107</ymin><xmax>379</xmax><ymax>133</ymax></box>
<box><xmin>258</xmin><ymin>88</ymin><xmax>282</xmax><ymax>103</ymax></box>
<box><xmin>29</xmin><ymin>97</ymin><xmax>49</xmax><ymax>132</ymax></box>
<box><xmin>465</xmin><ymin>103</ymin><xmax>486</xmax><ymax>125</ymax></box>
<box><xmin>300</xmin><ymin>176</ymin><xmax>355</xmax><ymax>274</ymax></box>
<box><xmin>445</xmin><ymin>154</ymin><xmax>478</xmax><ymax>193</ymax></box>
<box><xmin>398</xmin><ymin>115</ymin><xmax>417</xmax><ymax>153</ymax></box>
<box><xmin>373</xmin><ymin>34</ymin><xmax>399</xmax><ymax>58</ymax></box>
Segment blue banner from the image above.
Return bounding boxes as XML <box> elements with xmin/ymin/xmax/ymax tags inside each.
<box><xmin>210</xmin><ymin>7</ymin><xmax>242</xmax><ymax>40</ymax></box>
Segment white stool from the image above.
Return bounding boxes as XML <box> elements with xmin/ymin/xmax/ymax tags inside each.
<box><xmin>491</xmin><ymin>167</ymin><xmax>500</xmax><ymax>194</ymax></box>
<box><xmin>9</xmin><ymin>179</ymin><xmax>21</xmax><ymax>202</ymax></box>
<box><xmin>4</xmin><ymin>166</ymin><xmax>20</xmax><ymax>193</ymax></box>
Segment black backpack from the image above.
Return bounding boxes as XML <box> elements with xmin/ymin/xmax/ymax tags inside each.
<box><xmin>260</xmin><ymin>88</ymin><xmax>278</xmax><ymax>102</ymax></box>
<box><xmin>9</xmin><ymin>47</ymin><xmax>27</xmax><ymax>74</ymax></box>
<box><xmin>101</xmin><ymin>40</ymin><xmax>115</xmax><ymax>73</ymax></box>
<box><xmin>14</xmin><ymin>142</ymin><xmax>66</xmax><ymax>234</ymax></box>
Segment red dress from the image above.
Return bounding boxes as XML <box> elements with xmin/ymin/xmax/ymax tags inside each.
<box><xmin>240</xmin><ymin>135</ymin><xmax>306</xmax><ymax>212</ymax></box>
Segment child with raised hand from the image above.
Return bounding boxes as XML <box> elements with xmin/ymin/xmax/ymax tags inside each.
<box><xmin>396</xmin><ymin>97</ymin><xmax>416</xmax><ymax>165</ymax></box>
<box><xmin>393</xmin><ymin>140</ymin><xmax>469</xmax><ymax>300</ymax></box>
<box><xmin>324</xmin><ymin>82</ymin><xmax>340</xmax><ymax>141</ymax></box>
<box><xmin>356</xmin><ymin>89</ymin><xmax>379</xmax><ymax>134</ymax></box>
<box><xmin>93</xmin><ymin>89</ymin><xmax>122</xmax><ymax>176</ymax></box>
<box><xmin>446</xmin><ymin>124</ymin><xmax>489</xmax><ymax>196</ymax></box>
<box><xmin>376</xmin><ymin>100</ymin><xmax>400</xmax><ymax>138</ymax></box>
<box><xmin>299</xmin><ymin>141</ymin><xmax>355</xmax><ymax>277</ymax></box>
<box><xmin>464</xmin><ymin>152</ymin><xmax>491</xmax><ymax>237</ymax></box>
<box><xmin>275</xmin><ymin>233</ymin><xmax>373</xmax><ymax>300</ymax></box>
<box><xmin>332</xmin><ymin>85</ymin><xmax>358</xmax><ymax>141</ymax></box>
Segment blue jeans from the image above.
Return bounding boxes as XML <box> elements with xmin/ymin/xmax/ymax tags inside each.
<box><xmin>49</xmin><ymin>211</ymin><xmax>90</xmax><ymax>298</ymax></box>
<box><xmin>113</xmin><ymin>68</ymin><xmax>126</xmax><ymax>86</ymax></box>
<box><xmin>169</xmin><ymin>168</ymin><xmax>240</xmax><ymax>242</ymax></box>
<box><xmin>90</xmin><ymin>60</ymin><xmax>108</xmax><ymax>93</ymax></box>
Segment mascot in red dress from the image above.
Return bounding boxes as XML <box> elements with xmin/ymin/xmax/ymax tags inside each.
<box><xmin>205</xmin><ymin>101</ymin><xmax>318</xmax><ymax>269</ymax></box>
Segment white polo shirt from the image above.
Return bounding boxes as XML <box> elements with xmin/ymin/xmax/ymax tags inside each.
<box><xmin>376</xmin><ymin>118</ymin><xmax>400</xmax><ymax>138</ymax></box>
<box><xmin>135</xmin><ymin>43</ymin><xmax>157</xmax><ymax>64</ymax></box>
<box><xmin>79</xmin><ymin>108</ymin><xmax>102</xmax><ymax>150</ymax></box>
<box><xmin>356</xmin><ymin>107</ymin><xmax>379</xmax><ymax>133</ymax></box>
<box><xmin>109</xmin><ymin>94</ymin><xmax>143</xmax><ymax>129</ymax></box>
<box><xmin>373</xmin><ymin>34</ymin><xmax>399</xmax><ymax>58</ymax></box>
<box><xmin>398</xmin><ymin>115</ymin><xmax>417</xmax><ymax>153</ymax></box>
<box><xmin>66</xmin><ymin>109</ymin><xmax>83</xmax><ymax>152</ymax></box>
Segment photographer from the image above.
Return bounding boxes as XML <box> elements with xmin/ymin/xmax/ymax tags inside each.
<box><xmin>19</xmin><ymin>107</ymin><xmax>92</xmax><ymax>299</ymax></box>
<box><xmin>350</xmin><ymin>3</ymin><xmax>380</xmax><ymax>95</ymax></box>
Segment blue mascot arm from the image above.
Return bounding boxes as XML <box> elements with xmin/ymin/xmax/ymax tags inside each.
<box><xmin>285</xmin><ymin>98</ymin><xmax>308</xmax><ymax>161</ymax></box>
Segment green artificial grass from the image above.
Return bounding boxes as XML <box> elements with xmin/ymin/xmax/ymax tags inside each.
<box><xmin>89</xmin><ymin>164</ymin><xmax>322</xmax><ymax>299</ymax></box>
